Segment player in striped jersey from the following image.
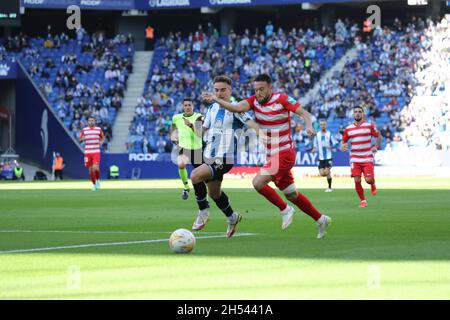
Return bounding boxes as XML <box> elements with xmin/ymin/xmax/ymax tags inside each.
<box><xmin>80</xmin><ymin>116</ymin><xmax>105</xmax><ymax>191</ymax></box>
<box><xmin>203</xmin><ymin>74</ymin><xmax>331</xmax><ymax>239</ymax></box>
<box><xmin>341</xmin><ymin>106</ymin><xmax>382</xmax><ymax>207</ymax></box>
<box><xmin>312</xmin><ymin>120</ymin><xmax>338</xmax><ymax>192</ymax></box>
<box><xmin>191</xmin><ymin>75</ymin><xmax>258</xmax><ymax>238</ymax></box>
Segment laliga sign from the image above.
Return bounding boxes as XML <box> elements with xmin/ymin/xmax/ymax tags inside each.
<box><xmin>80</xmin><ymin>0</ymin><xmax>101</xmax><ymax>5</ymax></box>
<box><xmin>23</xmin><ymin>0</ymin><xmax>45</xmax><ymax>4</ymax></box>
<box><xmin>149</xmin><ymin>0</ymin><xmax>190</xmax><ymax>7</ymax></box>
<box><xmin>209</xmin><ymin>0</ymin><xmax>252</xmax><ymax>4</ymax></box>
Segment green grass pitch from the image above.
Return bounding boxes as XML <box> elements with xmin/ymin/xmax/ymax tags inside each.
<box><xmin>0</xmin><ymin>177</ymin><xmax>449</xmax><ymax>299</ymax></box>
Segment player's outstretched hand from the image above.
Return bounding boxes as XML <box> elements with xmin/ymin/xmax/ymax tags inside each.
<box><xmin>371</xmin><ymin>146</ymin><xmax>378</xmax><ymax>154</ymax></box>
<box><xmin>201</xmin><ymin>92</ymin><xmax>216</xmax><ymax>104</ymax></box>
<box><xmin>341</xmin><ymin>143</ymin><xmax>348</xmax><ymax>152</ymax></box>
<box><xmin>306</xmin><ymin>128</ymin><xmax>316</xmax><ymax>137</ymax></box>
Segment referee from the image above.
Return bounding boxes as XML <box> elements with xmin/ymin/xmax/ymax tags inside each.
<box><xmin>170</xmin><ymin>98</ymin><xmax>208</xmax><ymax>205</ymax></box>
<box><xmin>312</xmin><ymin>120</ymin><xmax>337</xmax><ymax>192</ymax></box>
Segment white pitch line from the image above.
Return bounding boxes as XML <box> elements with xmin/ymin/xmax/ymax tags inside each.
<box><xmin>0</xmin><ymin>230</ymin><xmax>228</xmax><ymax>235</ymax></box>
<box><xmin>0</xmin><ymin>233</ymin><xmax>257</xmax><ymax>254</ymax></box>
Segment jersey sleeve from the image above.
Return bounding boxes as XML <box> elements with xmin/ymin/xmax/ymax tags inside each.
<box><xmin>203</xmin><ymin>106</ymin><xmax>212</xmax><ymax>129</ymax></box>
<box><xmin>245</xmin><ymin>95</ymin><xmax>256</xmax><ymax>110</ymax></box>
<box><xmin>80</xmin><ymin>129</ymin><xmax>85</xmax><ymax>139</ymax></box>
<box><xmin>342</xmin><ymin>128</ymin><xmax>349</xmax><ymax>143</ymax></box>
<box><xmin>371</xmin><ymin>123</ymin><xmax>380</xmax><ymax>137</ymax></box>
<box><xmin>234</xmin><ymin>110</ymin><xmax>254</xmax><ymax>126</ymax></box>
<box><xmin>313</xmin><ymin>136</ymin><xmax>318</xmax><ymax>149</ymax></box>
<box><xmin>331</xmin><ymin>134</ymin><xmax>338</xmax><ymax>146</ymax></box>
<box><xmin>281</xmin><ymin>94</ymin><xmax>301</xmax><ymax>113</ymax></box>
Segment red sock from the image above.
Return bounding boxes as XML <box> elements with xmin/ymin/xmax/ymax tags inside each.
<box><xmin>89</xmin><ymin>171</ymin><xmax>96</xmax><ymax>184</ymax></box>
<box><xmin>95</xmin><ymin>169</ymin><xmax>100</xmax><ymax>180</ymax></box>
<box><xmin>257</xmin><ymin>185</ymin><xmax>287</xmax><ymax>211</ymax></box>
<box><xmin>355</xmin><ymin>181</ymin><xmax>365</xmax><ymax>201</ymax></box>
<box><xmin>290</xmin><ymin>192</ymin><xmax>322</xmax><ymax>221</ymax></box>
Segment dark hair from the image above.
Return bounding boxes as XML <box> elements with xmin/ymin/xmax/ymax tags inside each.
<box><xmin>213</xmin><ymin>75</ymin><xmax>232</xmax><ymax>86</ymax></box>
<box><xmin>183</xmin><ymin>98</ymin><xmax>193</xmax><ymax>103</ymax></box>
<box><xmin>354</xmin><ymin>105</ymin><xmax>365</xmax><ymax>112</ymax></box>
<box><xmin>253</xmin><ymin>73</ymin><xmax>272</xmax><ymax>84</ymax></box>
<box><xmin>88</xmin><ymin>115</ymin><xmax>96</xmax><ymax>120</ymax></box>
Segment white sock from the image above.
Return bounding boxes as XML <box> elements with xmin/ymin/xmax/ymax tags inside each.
<box><xmin>318</xmin><ymin>215</ymin><xmax>327</xmax><ymax>224</ymax></box>
<box><xmin>228</xmin><ymin>212</ymin><xmax>237</xmax><ymax>221</ymax></box>
<box><xmin>281</xmin><ymin>205</ymin><xmax>291</xmax><ymax>214</ymax></box>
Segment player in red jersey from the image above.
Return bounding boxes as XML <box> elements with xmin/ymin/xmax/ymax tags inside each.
<box><xmin>341</xmin><ymin>106</ymin><xmax>382</xmax><ymax>207</ymax></box>
<box><xmin>80</xmin><ymin>116</ymin><xmax>105</xmax><ymax>191</ymax></box>
<box><xmin>202</xmin><ymin>74</ymin><xmax>331</xmax><ymax>239</ymax></box>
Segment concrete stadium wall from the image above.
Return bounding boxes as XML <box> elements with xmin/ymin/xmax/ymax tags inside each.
<box><xmin>15</xmin><ymin>62</ymin><xmax>86</xmax><ymax>178</ymax></box>
<box><xmin>0</xmin><ymin>80</ymin><xmax>15</xmax><ymax>151</ymax></box>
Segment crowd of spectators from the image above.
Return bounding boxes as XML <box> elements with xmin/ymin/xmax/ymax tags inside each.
<box><xmin>127</xmin><ymin>19</ymin><xmax>357</xmax><ymax>153</ymax></box>
<box><xmin>394</xmin><ymin>17</ymin><xmax>450</xmax><ymax>151</ymax></box>
<box><xmin>1</xmin><ymin>28</ymin><xmax>134</xmax><ymax>150</ymax></box>
<box><xmin>2</xmin><ymin>16</ymin><xmax>448</xmax><ymax>156</ymax></box>
<box><xmin>305</xmin><ymin>16</ymin><xmax>449</xmax><ymax>151</ymax></box>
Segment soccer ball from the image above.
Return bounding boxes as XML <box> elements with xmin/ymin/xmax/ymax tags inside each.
<box><xmin>169</xmin><ymin>228</ymin><xmax>196</xmax><ymax>253</ymax></box>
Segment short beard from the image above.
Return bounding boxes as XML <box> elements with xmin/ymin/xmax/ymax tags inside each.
<box><xmin>354</xmin><ymin>117</ymin><xmax>363</xmax><ymax>123</ymax></box>
<box><xmin>258</xmin><ymin>96</ymin><xmax>270</xmax><ymax>105</ymax></box>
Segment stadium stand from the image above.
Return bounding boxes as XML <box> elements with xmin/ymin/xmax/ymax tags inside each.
<box><xmin>308</xmin><ymin>16</ymin><xmax>450</xmax><ymax>152</ymax></box>
<box><xmin>1</xmin><ymin>31</ymin><xmax>135</xmax><ymax>150</ymax></box>
<box><xmin>126</xmin><ymin>20</ymin><xmax>358</xmax><ymax>154</ymax></box>
<box><xmin>2</xmin><ymin>16</ymin><xmax>448</xmax><ymax>155</ymax></box>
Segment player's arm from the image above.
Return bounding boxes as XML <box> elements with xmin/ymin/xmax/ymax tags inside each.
<box><xmin>202</xmin><ymin>92</ymin><xmax>251</xmax><ymax>113</ymax></box>
<box><xmin>202</xmin><ymin>107</ymin><xmax>212</xmax><ymax>139</ymax></box>
<box><xmin>170</xmin><ymin>123</ymin><xmax>178</xmax><ymax>145</ymax></box>
<box><xmin>79</xmin><ymin>130</ymin><xmax>85</xmax><ymax>143</ymax></box>
<box><xmin>312</xmin><ymin>136</ymin><xmax>318</xmax><ymax>153</ymax></box>
<box><xmin>281</xmin><ymin>94</ymin><xmax>315</xmax><ymax>137</ymax></box>
<box><xmin>331</xmin><ymin>134</ymin><xmax>338</xmax><ymax>152</ymax></box>
<box><xmin>293</xmin><ymin>105</ymin><xmax>315</xmax><ymax>137</ymax></box>
<box><xmin>100</xmin><ymin>130</ymin><xmax>105</xmax><ymax>146</ymax></box>
<box><xmin>245</xmin><ymin>119</ymin><xmax>261</xmax><ymax>135</ymax></box>
<box><xmin>372</xmin><ymin>124</ymin><xmax>382</xmax><ymax>153</ymax></box>
<box><xmin>187</xmin><ymin>115</ymin><xmax>204</xmax><ymax>139</ymax></box>
<box><xmin>341</xmin><ymin>129</ymin><xmax>349</xmax><ymax>152</ymax></box>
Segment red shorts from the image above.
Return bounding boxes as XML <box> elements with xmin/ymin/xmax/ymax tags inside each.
<box><xmin>261</xmin><ymin>149</ymin><xmax>296</xmax><ymax>191</ymax></box>
<box><xmin>351</xmin><ymin>162</ymin><xmax>375</xmax><ymax>178</ymax></box>
<box><xmin>84</xmin><ymin>153</ymin><xmax>101</xmax><ymax>168</ymax></box>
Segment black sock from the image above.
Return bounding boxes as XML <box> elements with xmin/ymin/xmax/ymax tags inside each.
<box><xmin>327</xmin><ymin>177</ymin><xmax>332</xmax><ymax>189</ymax></box>
<box><xmin>193</xmin><ymin>182</ymin><xmax>209</xmax><ymax>210</ymax></box>
<box><xmin>213</xmin><ymin>192</ymin><xmax>234</xmax><ymax>217</ymax></box>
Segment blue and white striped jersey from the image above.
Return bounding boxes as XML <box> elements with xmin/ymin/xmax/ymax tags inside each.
<box><xmin>203</xmin><ymin>103</ymin><xmax>253</xmax><ymax>161</ymax></box>
<box><xmin>313</xmin><ymin>130</ymin><xmax>337</xmax><ymax>160</ymax></box>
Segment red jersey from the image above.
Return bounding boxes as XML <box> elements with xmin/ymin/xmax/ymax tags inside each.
<box><xmin>342</xmin><ymin>121</ymin><xmax>379</xmax><ymax>163</ymax></box>
<box><xmin>80</xmin><ymin>126</ymin><xmax>104</xmax><ymax>154</ymax></box>
<box><xmin>246</xmin><ymin>93</ymin><xmax>300</xmax><ymax>156</ymax></box>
